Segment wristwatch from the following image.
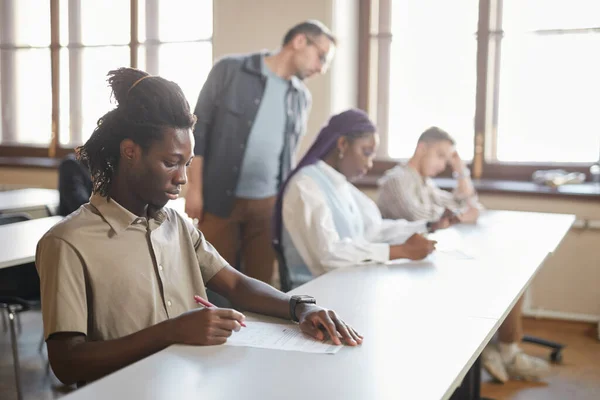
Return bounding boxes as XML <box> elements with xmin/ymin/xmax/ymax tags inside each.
<box><xmin>452</xmin><ymin>167</ymin><xmax>471</xmax><ymax>179</ymax></box>
<box><xmin>289</xmin><ymin>295</ymin><xmax>317</xmax><ymax>322</ymax></box>
<box><xmin>426</xmin><ymin>221</ymin><xmax>434</xmax><ymax>233</ymax></box>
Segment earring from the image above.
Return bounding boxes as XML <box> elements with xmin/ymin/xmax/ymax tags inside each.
<box><xmin>339</xmin><ymin>150</ymin><xmax>344</xmax><ymax>159</ymax></box>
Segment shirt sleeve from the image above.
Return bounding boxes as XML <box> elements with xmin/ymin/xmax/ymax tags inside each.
<box><xmin>36</xmin><ymin>235</ymin><xmax>88</xmax><ymax>340</ymax></box>
<box><xmin>378</xmin><ymin>172</ymin><xmax>440</xmax><ymax>221</ymax></box>
<box><xmin>430</xmin><ymin>180</ymin><xmax>465</xmax><ymax>211</ymax></box>
<box><xmin>283</xmin><ymin>174</ymin><xmax>390</xmax><ymax>274</ymax></box>
<box><xmin>179</xmin><ymin>214</ymin><xmax>228</xmax><ymax>283</ymax></box>
<box><xmin>352</xmin><ymin>186</ymin><xmax>428</xmax><ymax>244</ymax></box>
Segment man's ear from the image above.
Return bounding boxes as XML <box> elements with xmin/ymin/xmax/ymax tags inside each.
<box><xmin>290</xmin><ymin>33</ymin><xmax>308</xmax><ymax>51</ymax></box>
<box><xmin>120</xmin><ymin>139</ymin><xmax>141</xmax><ymax>165</ymax></box>
<box><xmin>415</xmin><ymin>141</ymin><xmax>428</xmax><ymax>156</ymax></box>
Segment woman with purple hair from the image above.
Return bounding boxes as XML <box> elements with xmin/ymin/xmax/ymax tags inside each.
<box><xmin>274</xmin><ymin>109</ymin><xmax>440</xmax><ymax>289</ymax></box>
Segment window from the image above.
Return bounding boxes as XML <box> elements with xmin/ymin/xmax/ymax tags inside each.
<box><xmin>387</xmin><ymin>0</ymin><xmax>478</xmax><ymax>160</ymax></box>
<box><xmin>496</xmin><ymin>0</ymin><xmax>600</xmax><ymax>163</ymax></box>
<box><xmin>0</xmin><ymin>1</ymin><xmax>52</xmax><ymax>147</ymax></box>
<box><xmin>0</xmin><ymin>0</ymin><xmax>213</xmax><ymax>156</ymax></box>
<box><xmin>364</xmin><ymin>0</ymin><xmax>599</xmax><ymax>179</ymax></box>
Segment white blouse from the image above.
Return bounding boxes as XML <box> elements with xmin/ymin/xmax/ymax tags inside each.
<box><xmin>282</xmin><ymin>161</ymin><xmax>427</xmax><ymax>276</ymax></box>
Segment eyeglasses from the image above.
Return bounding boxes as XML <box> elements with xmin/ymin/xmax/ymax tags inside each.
<box><xmin>305</xmin><ymin>35</ymin><xmax>329</xmax><ymax>65</ymax></box>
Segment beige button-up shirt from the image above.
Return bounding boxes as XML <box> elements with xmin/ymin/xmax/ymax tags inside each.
<box><xmin>377</xmin><ymin>164</ymin><xmax>480</xmax><ymax>221</ymax></box>
<box><xmin>36</xmin><ymin>194</ymin><xmax>227</xmax><ymax>341</ymax></box>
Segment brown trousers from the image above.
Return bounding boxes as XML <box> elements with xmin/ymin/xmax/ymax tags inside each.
<box><xmin>498</xmin><ymin>296</ymin><xmax>524</xmax><ymax>343</ymax></box>
<box><xmin>200</xmin><ymin>196</ymin><xmax>276</xmax><ymax>284</ymax></box>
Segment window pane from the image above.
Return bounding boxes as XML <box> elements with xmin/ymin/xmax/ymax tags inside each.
<box><xmin>496</xmin><ymin>34</ymin><xmax>600</xmax><ymax>163</ymax></box>
<box><xmin>158</xmin><ymin>42</ymin><xmax>212</xmax><ymax>108</ymax></box>
<box><xmin>503</xmin><ymin>0</ymin><xmax>600</xmax><ymax>32</ymax></box>
<box><xmin>8</xmin><ymin>49</ymin><xmax>52</xmax><ymax>145</ymax></box>
<box><xmin>158</xmin><ymin>0</ymin><xmax>212</xmax><ymax>42</ymax></box>
<box><xmin>497</xmin><ymin>3</ymin><xmax>600</xmax><ymax>163</ymax></box>
<box><xmin>14</xmin><ymin>0</ymin><xmax>51</xmax><ymax>46</ymax></box>
<box><xmin>81</xmin><ymin>1</ymin><xmax>130</xmax><ymax>45</ymax></box>
<box><xmin>80</xmin><ymin>47</ymin><xmax>130</xmax><ymax>145</ymax></box>
<box><xmin>387</xmin><ymin>0</ymin><xmax>478</xmax><ymax>160</ymax></box>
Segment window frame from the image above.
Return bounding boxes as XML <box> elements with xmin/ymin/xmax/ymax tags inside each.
<box><xmin>0</xmin><ymin>0</ymin><xmax>212</xmax><ymax>162</ymax></box>
<box><xmin>360</xmin><ymin>0</ymin><xmax>598</xmax><ymax>181</ymax></box>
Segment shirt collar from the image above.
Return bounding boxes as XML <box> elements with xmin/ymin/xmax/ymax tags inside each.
<box><xmin>243</xmin><ymin>51</ymin><xmax>304</xmax><ymax>91</ymax></box>
<box><xmin>90</xmin><ymin>193</ymin><xmax>169</xmax><ymax>235</ymax></box>
<box><xmin>316</xmin><ymin>160</ymin><xmax>348</xmax><ymax>188</ymax></box>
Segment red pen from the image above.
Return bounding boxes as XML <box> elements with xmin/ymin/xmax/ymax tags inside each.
<box><xmin>194</xmin><ymin>295</ymin><xmax>247</xmax><ymax>327</ymax></box>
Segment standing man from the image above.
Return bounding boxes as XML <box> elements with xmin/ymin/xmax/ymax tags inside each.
<box><xmin>185</xmin><ymin>20</ymin><xmax>336</xmax><ymax>284</ymax></box>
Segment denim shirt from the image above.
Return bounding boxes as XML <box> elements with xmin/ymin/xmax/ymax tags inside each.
<box><xmin>192</xmin><ymin>52</ymin><xmax>312</xmax><ymax>218</ymax></box>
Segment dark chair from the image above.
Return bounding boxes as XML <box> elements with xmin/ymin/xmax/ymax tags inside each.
<box><xmin>523</xmin><ymin>335</ymin><xmax>565</xmax><ymax>363</ymax></box>
<box><xmin>0</xmin><ymin>297</ymin><xmax>36</xmax><ymax>400</ymax></box>
<box><xmin>0</xmin><ymin>212</ymin><xmax>33</xmax><ymax>225</ymax></box>
<box><xmin>273</xmin><ymin>242</ymin><xmax>313</xmax><ymax>293</ymax></box>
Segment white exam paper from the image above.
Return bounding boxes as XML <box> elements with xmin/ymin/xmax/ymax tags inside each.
<box><xmin>224</xmin><ymin>321</ymin><xmax>342</xmax><ymax>354</ymax></box>
<box><xmin>432</xmin><ymin>248</ymin><xmax>475</xmax><ymax>261</ymax></box>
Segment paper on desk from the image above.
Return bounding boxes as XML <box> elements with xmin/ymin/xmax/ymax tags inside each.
<box><xmin>383</xmin><ymin>247</ymin><xmax>475</xmax><ymax>265</ymax></box>
<box><xmin>432</xmin><ymin>248</ymin><xmax>475</xmax><ymax>261</ymax></box>
<box><xmin>224</xmin><ymin>321</ymin><xmax>342</xmax><ymax>354</ymax></box>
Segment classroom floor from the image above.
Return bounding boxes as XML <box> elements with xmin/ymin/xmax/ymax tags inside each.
<box><xmin>1</xmin><ymin>312</ymin><xmax>598</xmax><ymax>400</ymax></box>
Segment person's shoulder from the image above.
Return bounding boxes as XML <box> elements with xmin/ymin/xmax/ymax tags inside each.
<box><xmin>40</xmin><ymin>204</ymin><xmax>100</xmax><ymax>245</ymax></box>
<box><xmin>380</xmin><ymin>165</ymin><xmax>414</xmax><ymax>185</ymax></box>
<box><xmin>163</xmin><ymin>207</ymin><xmax>191</xmax><ymax>227</ymax></box>
<box><xmin>214</xmin><ymin>52</ymin><xmax>261</xmax><ymax>68</ymax></box>
<box><xmin>284</xmin><ymin>165</ymin><xmax>322</xmax><ymax>198</ymax></box>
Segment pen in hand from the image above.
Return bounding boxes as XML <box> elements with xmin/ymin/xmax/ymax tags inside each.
<box><xmin>194</xmin><ymin>295</ymin><xmax>247</xmax><ymax>327</ymax></box>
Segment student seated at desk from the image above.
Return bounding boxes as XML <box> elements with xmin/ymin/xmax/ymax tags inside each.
<box><xmin>274</xmin><ymin>109</ymin><xmax>442</xmax><ymax>283</ymax></box>
<box><xmin>377</xmin><ymin>126</ymin><xmax>481</xmax><ymax>224</ymax></box>
<box><xmin>58</xmin><ymin>153</ymin><xmax>93</xmax><ymax>216</ymax></box>
<box><xmin>377</xmin><ymin>127</ymin><xmax>549</xmax><ymax>382</ymax></box>
<box><xmin>36</xmin><ymin>68</ymin><xmax>361</xmax><ymax>386</ymax></box>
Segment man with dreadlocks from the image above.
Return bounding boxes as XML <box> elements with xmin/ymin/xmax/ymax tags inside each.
<box><xmin>36</xmin><ymin>68</ymin><xmax>362</xmax><ymax>386</ymax></box>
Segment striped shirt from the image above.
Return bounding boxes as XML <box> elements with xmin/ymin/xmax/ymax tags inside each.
<box><xmin>377</xmin><ymin>164</ymin><xmax>479</xmax><ymax>221</ymax></box>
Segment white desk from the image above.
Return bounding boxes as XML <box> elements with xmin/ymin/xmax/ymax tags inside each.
<box><xmin>60</xmin><ymin>211</ymin><xmax>574</xmax><ymax>400</ymax></box>
<box><xmin>0</xmin><ymin>216</ymin><xmax>63</xmax><ymax>269</ymax></box>
<box><xmin>0</xmin><ymin>197</ymin><xmax>185</xmax><ymax>271</ymax></box>
<box><xmin>0</xmin><ymin>188</ymin><xmax>59</xmax><ymax>216</ymax></box>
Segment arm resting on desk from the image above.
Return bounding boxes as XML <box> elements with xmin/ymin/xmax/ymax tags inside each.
<box><xmin>47</xmin><ymin>307</ymin><xmax>248</xmax><ymax>385</ymax></box>
<box><xmin>46</xmin><ymin>323</ymin><xmax>174</xmax><ymax>385</ymax></box>
<box><xmin>207</xmin><ymin>266</ymin><xmax>362</xmax><ymax>346</ymax></box>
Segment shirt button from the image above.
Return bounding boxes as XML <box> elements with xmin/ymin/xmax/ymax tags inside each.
<box><xmin>158</xmin><ymin>265</ymin><xmax>163</xmax><ymax>271</ymax></box>
<box><xmin>247</xmin><ymin>120</ymin><xmax>252</xmax><ymax>127</ymax></box>
<box><xmin>226</xmin><ymin>190</ymin><xmax>232</xmax><ymax>196</ymax></box>
<box><xmin>233</xmin><ymin>166</ymin><xmax>238</xmax><ymax>172</ymax></box>
<box><xmin>167</xmin><ymin>300</ymin><xmax>172</xmax><ymax>307</ymax></box>
<box><xmin>254</xmin><ymin>98</ymin><xmax>260</xmax><ymax>105</ymax></box>
<box><xmin>240</xmin><ymin>143</ymin><xmax>245</xmax><ymax>150</ymax></box>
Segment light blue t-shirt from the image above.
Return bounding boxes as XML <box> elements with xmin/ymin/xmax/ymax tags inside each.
<box><xmin>235</xmin><ymin>58</ymin><xmax>289</xmax><ymax>198</ymax></box>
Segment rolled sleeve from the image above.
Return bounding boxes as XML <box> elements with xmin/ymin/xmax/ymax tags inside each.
<box><xmin>36</xmin><ymin>235</ymin><xmax>88</xmax><ymax>340</ymax></box>
<box><xmin>191</xmin><ymin>228</ymin><xmax>228</xmax><ymax>283</ymax></box>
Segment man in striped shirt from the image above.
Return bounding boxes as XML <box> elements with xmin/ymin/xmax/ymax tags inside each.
<box><xmin>377</xmin><ymin>127</ymin><xmax>480</xmax><ymax>223</ymax></box>
<box><xmin>376</xmin><ymin>126</ymin><xmax>551</xmax><ymax>383</ymax></box>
